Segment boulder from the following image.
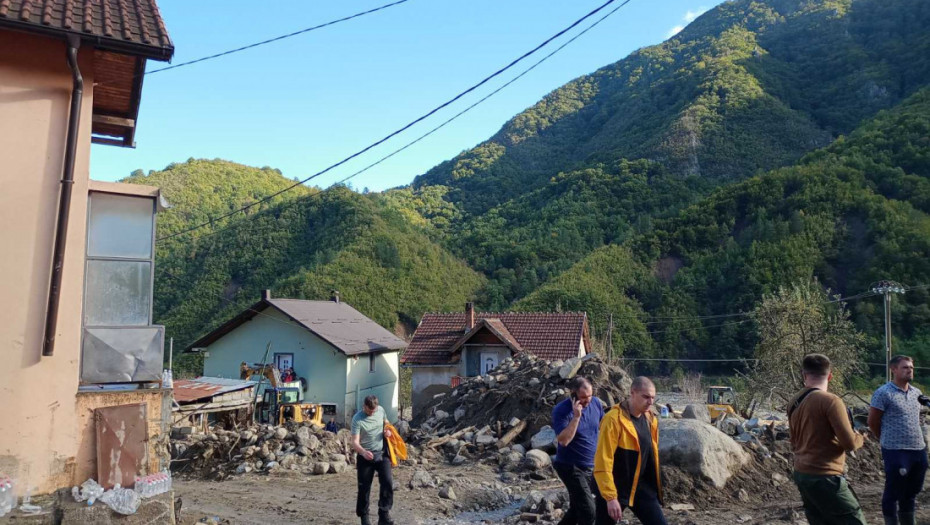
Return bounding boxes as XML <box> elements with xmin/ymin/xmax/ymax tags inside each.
<box><xmin>476</xmin><ymin>434</ymin><xmax>497</xmax><ymax>446</ymax></box>
<box><xmin>312</xmin><ymin>462</ymin><xmax>330</xmax><ymax>475</ymax></box>
<box><xmin>681</xmin><ymin>404</ymin><xmax>711</xmax><ymax>424</ymax></box>
<box><xmin>274</xmin><ymin>427</ymin><xmax>288</xmax><ymax>440</ymax></box>
<box><xmin>409</xmin><ymin>469</ymin><xmax>435</xmax><ymax>489</ymax></box>
<box><xmin>454</xmin><ymin>407</ymin><xmax>467</xmax><ymax>422</ymax></box>
<box><xmin>511</xmin><ymin>444</ymin><xmax>526</xmax><ymax>455</ymax></box>
<box><xmin>330</xmin><ymin>460</ymin><xmax>348</xmax><ymax>474</ymax></box>
<box><xmin>531</xmin><ymin>426</ymin><xmax>557</xmax><ymax>452</ymax></box>
<box><xmin>395</xmin><ymin>419</ymin><xmax>411</xmax><ymax>438</ymax></box>
<box><xmin>524</xmin><ymin>449</ymin><xmax>552</xmax><ymax>470</ymax></box>
<box><xmin>435</xmin><ymin>410</ymin><xmax>449</xmax><ymax>421</ymax></box>
<box><xmin>439</xmin><ymin>486</ymin><xmax>457</xmax><ymax>500</ymax></box>
<box><xmin>658</xmin><ymin>419</ymin><xmax>750</xmax><ymax>488</ymax></box>
<box><xmin>558</xmin><ymin>358</ymin><xmax>582</xmax><ymax>379</ymax></box>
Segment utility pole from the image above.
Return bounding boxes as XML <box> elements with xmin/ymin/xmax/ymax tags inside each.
<box><xmin>871</xmin><ymin>280</ymin><xmax>906</xmax><ymax>382</ymax></box>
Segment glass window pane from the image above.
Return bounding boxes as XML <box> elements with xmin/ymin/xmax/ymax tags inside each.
<box><xmin>87</xmin><ymin>193</ymin><xmax>154</xmax><ymax>258</ymax></box>
<box><xmin>85</xmin><ymin>260</ymin><xmax>151</xmax><ymax>326</ymax></box>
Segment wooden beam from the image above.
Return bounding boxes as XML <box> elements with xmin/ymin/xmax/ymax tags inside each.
<box><xmin>91</xmin><ymin>137</ymin><xmax>127</xmax><ymax>147</ymax></box>
<box><xmin>93</xmin><ymin>114</ymin><xmax>136</xmax><ymax>128</ymax></box>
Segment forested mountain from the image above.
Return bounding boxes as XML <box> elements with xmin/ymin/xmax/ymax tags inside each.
<box><xmin>131</xmin><ymin>0</ymin><xmax>930</xmax><ymax>374</ymax></box>
<box><xmin>128</xmin><ymin>161</ymin><xmax>483</xmax><ymax>373</ymax></box>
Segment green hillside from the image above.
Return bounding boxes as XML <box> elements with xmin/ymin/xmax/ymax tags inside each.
<box><xmin>411</xmin><ymin>0</ymin><xmax>930</xmax><ymax>208</ymax></box>
<box><xmin>519</xmin><ymin>87</ymin><xmax>930</xmax><ymax>365</ymax></box>
<box><xmin>136</xmin><ymin>0</ymin><xmax>930</xmax><ymax>374</ymax></box>
<box><xmin>128</xmin><ymin>161</ymin><xmax>484</xmax><ymax>374</ymax></box>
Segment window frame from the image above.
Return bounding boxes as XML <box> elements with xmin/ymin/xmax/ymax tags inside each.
<box><xmin>369</xmin><ymin>353</ymin><xmax>376</xmax><ymax>374</ymax></box>
<box><xmin>82</xmin><ymin>191</ymin><xmax>157</xmax><ymax>327</ymax></box>
<box><xmin>80</xmin><ymin>191</ymin><xmax>159</xmax><ymax>385</ymax></box>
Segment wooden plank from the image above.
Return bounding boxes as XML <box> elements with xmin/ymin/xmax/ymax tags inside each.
<box><xmin>93</xmin><ymin>114</ymin><xmax>135</xmax><ymax>128</ymax></box>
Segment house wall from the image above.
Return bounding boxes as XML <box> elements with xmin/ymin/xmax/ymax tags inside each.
<box><xmin>345</xmin><ymin>351</ymin><xmax>400</xmax><ymax>423</ymax></box>
<box><xmin>410</xmin><ymin>366</ymin><xmax>457</xmax><ymax>414</ymax></box>
<box><xmin>0</xmin><ymin>30</ymin><xmax>96</xmax><ymax>495</ymax></box>
<box><xmin>461</xmin><ymin>345</ymin><xmax>511</xmax><ymax>377</ymax></box>
<box><xmin>201</xmin><ymin>308</ymin><xmax>350</xmax><ymax>423</ymax></box>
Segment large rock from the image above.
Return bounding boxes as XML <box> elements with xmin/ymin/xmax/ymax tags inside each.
<box><xmin>681</xmin><ymin>404</ymin><xmax>711</xmax><ymax>424</ymax></box>
<box><xmin>531</xmin><ymin>426</ymin><xmax>557</xmax><ymax>452</ymax></box>
<box><xmin>558</xmin><ymin>358</ymin><xmax>582</xmax><ymax>379</ymax></box>
<box><xmin>409</xmin><ymin>469</ymin><xmax>435</xmax><ymax>489</ymax></box>
<box><xmin>658</xmin><ymin>419</ymin><xmax>750</xmax><ymax>488</ymax></box>
<box><xmin>395</xmin><ymin>419</ymin><xmax>411</xmax><ymax>437</ymax></box>
<box><xmin>524</xmin><ymin>449</ymin><xmax>552</xmax><ymax>470</ymax></box>
<box><xmin>312</xmin><ymin>462</ymin><xmax>330</xmax><ymax>475</ymax></box>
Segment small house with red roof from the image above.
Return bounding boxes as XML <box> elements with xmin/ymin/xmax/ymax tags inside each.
<box><xmin>402</xmin><ymin>303</ymin><xmax>590</xmax><ymax>411</ymax></box>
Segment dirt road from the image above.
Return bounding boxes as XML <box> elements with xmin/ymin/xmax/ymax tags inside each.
<box><xmin>175</xmin><ymin>461</ymin><xmax>930</xmax><ymax>525</ymax></box>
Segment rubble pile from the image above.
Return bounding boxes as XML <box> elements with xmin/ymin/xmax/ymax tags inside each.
<box><xmin>170</xmin><ymin>422</ymin><xmax>357</xmax><ymax>480</ymax></box>
<box><xmin>412</xmin><ymin>354</ymin><xmax>631</xmax><ymax>449</ymax></box>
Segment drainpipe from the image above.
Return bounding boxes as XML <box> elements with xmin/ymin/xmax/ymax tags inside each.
<box><xmin>42</xmin><ymin>35</ymin><xmax>83</xmax><ymax>357</ymax></box>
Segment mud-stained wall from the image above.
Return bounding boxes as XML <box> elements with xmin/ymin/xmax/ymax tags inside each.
<box><xmin>0</xmin><ymin>29</ymin><xmax>95</xmax><ymax>496</ymax></box>
<box><xmin>74</xmin><ymin>390</ymin><xmax>170</xmax><ymax>485</ymax></box>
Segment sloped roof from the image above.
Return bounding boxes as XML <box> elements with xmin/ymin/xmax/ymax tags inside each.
<box><xmin>0</xmin><ymin>0</ymin><xmax>174</xmax><ymax>60</ymax></box>
<box><xmin>185</xmin><ymin>298</ymin><xmax>407</xmax><ymax>357</ymax></box>
<box><xmin>447</xmin><ymin>318</ymin><xmax>523</xmax><ymax>358</ymax></box>
<box><xmin>402</xmin><ymin>312</ymin><xmax>588</xmax><ymax>365</ymax></box>
<box><xmin>173</xmin><ymin>377</ymin><xmax>255</xmax><ymax>404</ymax></box>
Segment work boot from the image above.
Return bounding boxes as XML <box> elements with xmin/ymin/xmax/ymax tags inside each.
<box><xmin>378</xmin><ymin>511</ymin><xmax>395</xmax><ymax>525</ymax></box>
<box><xmin>360</xmin><ymin>516</ymin><xmax>372</xmax><ymax>525</ymax></box>
<box><xmin>899</xmin><ymin>512</ymin><xmax>915</xmax><ymax>525</ymax></box>
<box><xmin>884</xmin><ymin>515</ymin><xmax>899</xmax><ymax>525</ymax></box>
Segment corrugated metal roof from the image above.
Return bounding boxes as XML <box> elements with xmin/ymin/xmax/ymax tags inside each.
<box><xmin>173</xmin><ymin>377</ymin><xmax>255</xmax><ymax>404</ymax></box>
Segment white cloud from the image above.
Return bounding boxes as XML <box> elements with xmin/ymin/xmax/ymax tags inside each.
<box><xmin>684</xmin><ymin>7</ymin><xmax>708</xmax><ymax>23</ymax></box>
<box><xmin>666</xmin><ymin>25</ymin><xmax>685</xmax><ymax>38</ymax></box>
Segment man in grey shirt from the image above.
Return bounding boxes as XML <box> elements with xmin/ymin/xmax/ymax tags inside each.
<box><xmin>869</xmin><ymin>355</ymin><xmax>928</xmax><ymax>525</ymax></box>
<box><xmin>351</xmin><ymin>395</ymin><xmax>394</xmax><ymax>525</ymax></box>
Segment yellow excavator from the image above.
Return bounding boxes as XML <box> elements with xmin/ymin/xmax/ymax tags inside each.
<box><xmin>240</xmin><ymin>362</ymin><xmax>323</xmax><ymax>426</ymax></box>
<box><xmin>706</xmin><ymin>385</ymin><xmax>738</xmax><ymax>420</ymax></box>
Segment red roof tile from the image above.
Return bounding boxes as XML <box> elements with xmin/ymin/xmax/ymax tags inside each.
<box><xmin>402</xmin><ymin>312</ymin><xmax>588</xmax><ymax>365</ymax></box>
<box><xmin>0</xmin><ymin>0</ymin><xmax>174</xmax><ymax>60</ymax></box>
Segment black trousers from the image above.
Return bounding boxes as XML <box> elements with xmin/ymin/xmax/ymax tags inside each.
<box><xmin>356</xmin><ymin>453</ymin><xmax>394</xmax><ymax>520</ymax></box>
<box><xmin>595</xmin><ymin>490</ymin><xmax>667</xmax><ymax>525</ymax></box>
<box><xmin>553</xmin><ymin>461</ymin><xmax>597</xmax><ymax>525</ymax></box>
<box><xmin>881</xmin><ymin>447</ymin><xmax>929</xmax><ymax>517</ymax></box>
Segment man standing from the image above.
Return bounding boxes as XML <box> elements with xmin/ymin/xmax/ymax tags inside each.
<box><xmin>787</xmin><ymin>354</ymin><xmax>867</xmax><ymax>525</ymax></box>
<box><xmin>594</xmin><ymin>376</ymin><xmax>665</xmax><ymax>525</ymax></box>
<box><xmin>869</xmin><ymin>355</ymin><xmax>928</xmax><ymax>525</ymax></box>
<box><xmin>351</xmin><ymin>395</ymin><xmax>394</xmax><ymax>525</ymax></box>
<box><xmin>552</xmin><ymin>376</ymin><xmax>606</xmax><ymax>525</ymax></box>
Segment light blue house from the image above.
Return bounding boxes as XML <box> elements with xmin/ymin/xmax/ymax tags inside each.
<box><xmin>185</xmin><ymin>290</ymin><xmax>406</xmax><ymax>424</ymax></box>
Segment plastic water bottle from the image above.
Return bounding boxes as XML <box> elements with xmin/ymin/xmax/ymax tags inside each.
<box><xmin>0</xmin><ymin>476</ymin><xmax>14</xmax><ymax>517</ymax></box>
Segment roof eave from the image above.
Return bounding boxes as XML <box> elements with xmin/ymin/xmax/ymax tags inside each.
<box><xmin>0</xmin><ymin>20</ymin><xmax>175</xmax><ymax>61</ymax></box>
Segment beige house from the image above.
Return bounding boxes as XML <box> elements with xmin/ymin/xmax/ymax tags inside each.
<box><xmin>0</xmin><ymin>1</ymin><xmax>173</xmax><ymax>496</ymax></box>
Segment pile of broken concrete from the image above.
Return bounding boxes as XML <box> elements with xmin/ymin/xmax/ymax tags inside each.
<box><xmin>171</xmin><ymin>422</ymin><xmax>357</xmax><ymax>480</ymax></box>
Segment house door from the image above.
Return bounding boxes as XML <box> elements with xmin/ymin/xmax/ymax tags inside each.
<box><xmin>480</xmin><ymin>352</ymin><xmax>498</xmax><ymax>375</ymax></box>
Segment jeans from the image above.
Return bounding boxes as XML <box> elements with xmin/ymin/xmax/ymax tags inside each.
<box><xmin>595</xmin><ymin>490</ymin><xmax>666</xmax><ymax>525</ymax></box>
<box><xmin>553</xmin><ymin>461</ymin><xmax>597</xmax><ymax>525</ymax></box>
<box><xmin>792</xmin><ymin>471</ymin><xmax>867</xmax><ymax>525</ymax></box>
<box><xmin>881</xmin><ymin>448</ymin><xmax>929</xmax><ymax>517</ymax></box>
<box><xmin>356</xmin><ymin>452</ymin><xmax>394</xmax><ymax>522</ymax></box>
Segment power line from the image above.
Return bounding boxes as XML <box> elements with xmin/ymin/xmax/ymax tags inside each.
<box><xmin>156</xmin><ymin>0</ymin><xmax>624</xmax><ymax>242</ymax></box>
<box><xmin>169</xmin><ymin>0</ymin><xmax>636</xmax><ymax>246</ymax></box>
<box><xmin>332</xmin><ymin>0</ymin><xmax>635</xmax><ymax>187</ymax></box>
<box><xmin>149</xmin><ymin>0</ymin><xmax>412</xmax><ymax>76</ymax></box>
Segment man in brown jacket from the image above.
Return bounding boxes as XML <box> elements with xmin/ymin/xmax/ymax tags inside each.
<box><xmin>787</xmin><ymin>354</ymin><xmax>867</xmax><ymax>525</ymax></box>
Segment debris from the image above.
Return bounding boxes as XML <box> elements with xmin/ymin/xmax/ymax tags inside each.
<box><xmin>523</xmin><ymin>450</ymin><xmax>552</xmax><ymax>471</ymax></box>
<box><xmin>530</xmin><ymin>426</ymin><xmax>557</xmax><ymax>452</ymax></box>
<box><xmin>439</xmin><ymin>486</ymin><xmax>457</xmax><ymax>500</ymax></box>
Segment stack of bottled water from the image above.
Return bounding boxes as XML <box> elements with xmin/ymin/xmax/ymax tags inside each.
<box><xmin>133</xmin><ymin>470</ymin><xmax>172</xmax><ymax>498</ymax></box>
<box><xmin>71</xmin><ymin>478</ymin><xmax>105</xmax><ymax>506</ymax></box>
<box><xmin>0</xmin><ymin>476</ymin><xmax>15</xmax><ymax>517</ymax></box>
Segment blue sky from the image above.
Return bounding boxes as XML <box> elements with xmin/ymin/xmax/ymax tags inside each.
<box><xmin>91</xmin><ymin>0</ymin><xmax>721</xmax><ymax>191</ymax></box>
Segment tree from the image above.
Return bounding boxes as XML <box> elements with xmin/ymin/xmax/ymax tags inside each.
<box><xmin>747</xmin><ymin>280</ymin><xmax>865</xmax><ymax>403</ymax></box>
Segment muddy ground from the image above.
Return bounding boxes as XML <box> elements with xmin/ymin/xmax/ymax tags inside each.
<box><xmin>175</xmin><ymin>459</ymin><xmax>930</xmax><ymax>525</ymax></box>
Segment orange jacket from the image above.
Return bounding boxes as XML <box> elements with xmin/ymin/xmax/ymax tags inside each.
<box><xmin>385</xmin><ymin>422</ymin><xmax>407</xmax><ymax>467</ymax></box>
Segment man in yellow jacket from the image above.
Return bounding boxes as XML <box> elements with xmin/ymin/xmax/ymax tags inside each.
<box><xmin>594</xmin><ymin>376</ymin><xmax>665</xmax><ymax>525</ymax></box>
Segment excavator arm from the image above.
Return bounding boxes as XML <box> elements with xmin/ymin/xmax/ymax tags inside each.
<box><xmin>239</xmin><ymin>361</ymin><xmax>282</xmax><ymax>388</ymax></box>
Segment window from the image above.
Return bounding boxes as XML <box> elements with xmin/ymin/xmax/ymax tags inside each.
<box><xmin>369</xmin><ymin>354</ymin><xmax>376</xmax><ymax>373</ymax></box>
<box><xmin>81</xmin><ymin>192</ymin><xmax>162</xmax><ymax>384</ymax></box>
